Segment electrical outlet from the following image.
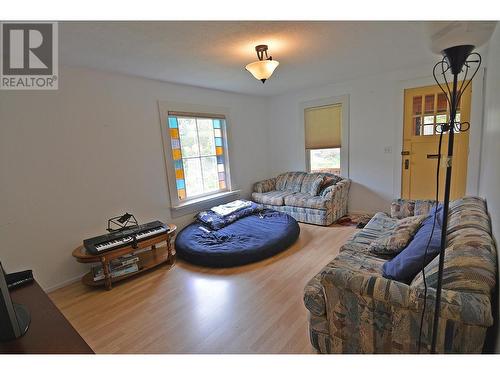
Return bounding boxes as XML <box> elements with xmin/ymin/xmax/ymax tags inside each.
<box><xmin>384</xmin><ymin>146</ymin><xmax>392</xmax><ymax>154</ymax></box>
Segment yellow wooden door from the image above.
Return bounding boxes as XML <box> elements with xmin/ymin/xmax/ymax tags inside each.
<box><xmin>402</xmin><ymin>83</ymin><xmax>471</xmax><ymax>200</ymax></box>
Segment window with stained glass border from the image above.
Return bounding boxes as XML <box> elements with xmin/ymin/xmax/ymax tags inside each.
<box><xmin>166</xmin><ymin>112</ymin><xmax>229</xmax><ymax>203</ymax></box>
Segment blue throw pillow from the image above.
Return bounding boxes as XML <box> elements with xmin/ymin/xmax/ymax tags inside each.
<box><xmin>382</xmin><ymin>204</ymin><xmax>443</xmax><ymax>284</ymax></box>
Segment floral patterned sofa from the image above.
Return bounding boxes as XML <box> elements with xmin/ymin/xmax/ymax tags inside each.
<box><xmin>303</xmin><ymin>196</ymin><xmax>497</xmax><ymax>353</ymax></box>
<box><xmin>251</xmin><ymin>172</ymin><xmax>351</xmax><ymax>226</ymax></box>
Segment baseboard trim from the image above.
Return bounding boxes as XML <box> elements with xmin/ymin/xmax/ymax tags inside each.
<box><xmin>44</xmin><ymin>273</ymin><xmax>86</xmax><ymax>293</ymax></box>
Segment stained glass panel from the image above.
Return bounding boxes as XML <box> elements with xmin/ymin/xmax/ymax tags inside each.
<box><xmin>172</xmin><ymin>149</ymin><xmax>182</xmax><ymax>160</ymax></box>
<box><xmin>168</xmin><ymin>117</ymin><xmax>178</xmax><ymax>128</ymax></box>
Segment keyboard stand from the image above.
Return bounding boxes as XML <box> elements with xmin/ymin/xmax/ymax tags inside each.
<box><xmin>72</xmin><ymin>224</ymin><xmax>177</xmax><ymax>290</ymax></box>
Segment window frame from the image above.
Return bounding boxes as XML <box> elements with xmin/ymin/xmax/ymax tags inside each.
<box><xmin>300</xmin><ymin>95</ymin><xmax>349</xmax><ymax>177</ymax></box>
<box><xmin>158</xmin><ymin>101</ymin><xmax>234</xmax><ymax>211</ymax></box>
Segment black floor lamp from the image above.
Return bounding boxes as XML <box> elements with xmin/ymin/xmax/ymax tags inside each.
<box><xmin>426</xmin><ymin>21</ymin><xmax>496</xmax><ymax>353</ymax></box>
<box><xmin>429</xmin><ymin>44</ymin><xmax>481</xmax><ymax>353</ymax></box>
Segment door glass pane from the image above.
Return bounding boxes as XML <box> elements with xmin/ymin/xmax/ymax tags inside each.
<box><xmin>423</xmin><ymin>115</ymin><xmax>434</xmax><ymax>125</ymax></box>
<box><xmin>437</xmin><ymin>93</ymin><xmax>447</xmax><ymax>113</ymax></box>
<box><xmin>178</xmin><ymin>118</ymin><xmax>200</xmax><ymax>158</ymax></box>
<box><xmin>197</xmin><ymin>119</ymin><xmax>216</xmax><ymax>156</ymax></box>
<box><xmin>424</xmin><ymin>95</ymin><xmax>434</xmax><ymax>114</ymax></box>
<box><xmin>413</xmin><ymin>96</ymin><xmax>422</xmax><ymax>115</ymax></box>
<box><xmin>423</xmin><ymin>125</ymin><xmax>434</xmax><ymax>135</ymax></box>
<box><xmin>309</xmin><ymin>148</ymin><xmax>341</xmax><ymax>175</ymax></box>
<box><xmin>183</xmin><ymin>158</ymin><xmax>203</xmax><ymax>197</ymax></box>
<box><xmin>436</xmin><ymin>114</ymin><xmax>447</xmax><ymax>124</ymax></box>
<box><xmin>201</xmin><ymin>156</ymin><xmax>219</xmax><ymax>192</ymax></box>
<box><xmin>414</xmin><ymin>117</ymin><xmax>422</xmax><ymax>135</ymax></box>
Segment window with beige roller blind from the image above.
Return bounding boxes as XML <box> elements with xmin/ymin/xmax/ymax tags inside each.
<box><xmin>304</xmin><ymin>104</ymin><xmax>342</xmax><ymax>175</ymax></box>
<box><xmin>304</xmin><ymin>104</ymin><xmax>342</xmax><ymax>149</ymax></box>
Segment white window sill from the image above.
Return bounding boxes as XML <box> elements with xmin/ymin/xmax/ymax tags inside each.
<box><xmin>170</xmin><ymin>190</ymin><xmax>241</xmax><ymax>217</ymax></box>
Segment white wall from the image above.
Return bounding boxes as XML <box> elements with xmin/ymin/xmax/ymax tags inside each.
<box><xmin>266</xmin><ymin>64</ymin><xmax>485</xmax><ymax>214</ymax></box>
<box><xmin>0</xmin><ymin>66</ymin><xmax>269</xmax><ymax>291</ymax></box>
<box><xmin>478</xmin><ymin>27</ymin><xmax>500</xmax><ymax>352</ymax></box>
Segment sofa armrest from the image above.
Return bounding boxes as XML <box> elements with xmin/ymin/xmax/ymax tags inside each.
<box><xmin>321</xmin><ymin>179</ymin><xmax>351</xmax><ymax>218</ymax></box>
<box><xmin>320</xmin><ymin>267</ymin><xmax>493</xmax><ymax>327</ymax></box>
<box><xmin>304</xmin><ymin>272</ymin><xmax>328</xmax><ymax>316</ymax></box>
<box><xmin>253</xmin><ymin>177</ymin><xmax>276</xmax><ymax>193</ymax></box>
<box><xmin>321</xmin><ymin>178</ymin><xmax>350</xmax><ymax>200</ymax></box>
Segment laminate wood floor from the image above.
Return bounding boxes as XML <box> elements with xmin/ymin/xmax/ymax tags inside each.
<box><xmin>49</xmin><ymin>223</ymin><xmax>357</xmax><ymax>354</ymax></box>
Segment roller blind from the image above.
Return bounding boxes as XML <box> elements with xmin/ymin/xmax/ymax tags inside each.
<box><xmin>304</xmin><ymin>104</ymin><xmax>342</xmax><ymax>149</ymax></box>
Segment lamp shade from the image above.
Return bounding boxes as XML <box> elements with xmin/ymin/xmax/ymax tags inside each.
<box><xmin>245</xmin><ymin>59</ymin><xmax>279</xmax><ymax>83</ymax></box>
<box><xmin>425</xmin><ymin>21</ymin><xmax>496</xmax><ymax>54</ymax></box>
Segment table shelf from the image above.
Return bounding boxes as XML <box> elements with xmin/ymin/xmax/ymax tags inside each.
<box><xmin>73</xmin><ymin>224</ymin><xmax>176</xmax><ymax>290</ymax></box>
<box><xmin>81</xmin><ymin>245</ymin><xmax>173</xmax><ymax>287</ymax></box>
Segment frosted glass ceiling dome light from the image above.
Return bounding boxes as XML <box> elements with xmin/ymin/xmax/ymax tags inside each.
<box><xmin>245</xmin><ymin>45</ymin><xmax>279</xmax><ymax>83</ymax></box>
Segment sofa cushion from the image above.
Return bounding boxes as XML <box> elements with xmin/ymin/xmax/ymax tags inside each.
<box><xmin>251</xmin><ymin>190</ymin><xmax>294</xmax><ymax>206</ymax></box>
<box><xmin>284</xmin><ymin>192</ymin><xmax>330</xmax><ymax>210</ymax></box>
<box><xmin>341</xmin><ymin>212</ymin><xmax>398</xmax><ymax>253</ymax></box>
<box><xmin>447</xmin><ymin>197</ymin><xmax>491</xmax><ymax>235</ymax></box>
<box><xmin>275</xmin><ymin>172</ymin><xmax>307</xmax><ymax>192</ymax></box>
<box><xmin>253</xmin><ymin>178</ymin><xmax>276</xmax><ymax>193</ymax></box>
<box><xmin>411</xmin><ymin>228</ymin><xmax>497</xmax><ymax>295</ymax></box>
<box><xmin>264</xmin><ymin>204</ymin><xmax>333</xmax><ymax>226</ymax></box>
<box><xmin>369</xmin><ymin>215</ymin><xmax>427</xmax><ymax>257</ymax></box>
<box><xmin>300</xmin><ymin>173</ymin><xmax>325</xmax><ymax>196</ymax></box>
<box><xmin>319</xmin><ymin>174</ymin><xmax>342</xmax><ymax>193</ymax></box>
<box><xmin>327</xmin><ymin>249</ymin><xmax>386</xmax><ymax>276</ymax></box>
<box><xmin>391</xmin><ymin>199</ymin><xmax>434</xmax><ymax>219</ymax></box>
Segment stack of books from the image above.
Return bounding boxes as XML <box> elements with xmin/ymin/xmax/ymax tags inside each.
<box><xmin>91</xmin><ymin>254</ymin><xmax>140</xmax><ymax>281</ymax></box>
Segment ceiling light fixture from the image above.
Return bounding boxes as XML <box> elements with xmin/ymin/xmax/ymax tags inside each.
<box><xmin>245</xmin><ymin>45</ymin><xmax>279</xmax><ymax>83</ymax></box>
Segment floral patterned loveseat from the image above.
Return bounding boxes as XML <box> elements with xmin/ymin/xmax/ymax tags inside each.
<box><xmin>303</xmin><ymin>196</ymin><xmax>497</xmax><ymax>353</ymax></box>
<box><xmin>251</xmin><ymin>171</ymin><xmax>351</xmax><ymax>226</ymax></box>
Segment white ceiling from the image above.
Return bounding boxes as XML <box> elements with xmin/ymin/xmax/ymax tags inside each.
<box><xmin>60</xmin><ymin>21</ymin><xmax>448</xmax><ymax>96</ymax></box>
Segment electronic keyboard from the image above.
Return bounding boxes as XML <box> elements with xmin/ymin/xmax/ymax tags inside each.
<box><xmin>83</xmin><ymin>220</ymin><xmax>168</xmax><ymax>255</ymax></box>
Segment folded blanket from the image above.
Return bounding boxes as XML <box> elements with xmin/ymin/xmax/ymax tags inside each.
<box><xmin>197</xmin><ymin>201</ymin><xmax>261</xmax><ymax>230</ymax></box>
<box><xmin>211</xmin><ymin>199</ymin><xmax>253</xmax><ymax>217</ymax></box>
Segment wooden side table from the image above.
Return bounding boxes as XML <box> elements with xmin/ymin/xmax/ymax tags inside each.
<box><xmin>73</xmin><ymin>224</ymin><xmax>176</xmax><ymax>290</ymax></box>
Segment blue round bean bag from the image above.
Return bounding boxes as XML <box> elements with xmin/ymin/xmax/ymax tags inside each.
<box><xmin>175</xmin><ymin>210</ymin><xmax>300</xmax><ymax>267</ymax></box>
